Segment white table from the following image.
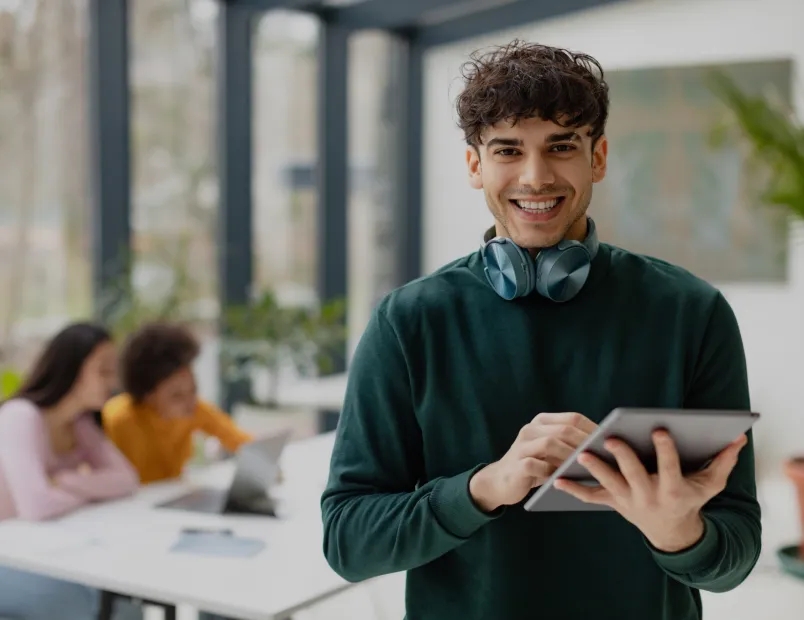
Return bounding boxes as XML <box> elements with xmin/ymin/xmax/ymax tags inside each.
<box><xmin>0</xmin><ymin>432</ymin><xmax>345</xmax><ymax>620</ymax></box>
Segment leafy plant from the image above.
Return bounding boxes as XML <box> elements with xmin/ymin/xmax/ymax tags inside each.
<box><xmin>97</xmin><ymin>234</ymin><xmax>205</xmax><ymax>342</ymax></box>
<box><xmin>707</xmin><ymin>70</ymin><xmax>804</xmax><ymax>220</ymax></box>
<box><xmin>220</xmin><ymin>291</ymin><xmax>347</xmax><ymax>407</ymax></box>
<box><xmin>0</xmin><ymin>367</ymin><xmax>21</xmax><ymax>399</ymax></box>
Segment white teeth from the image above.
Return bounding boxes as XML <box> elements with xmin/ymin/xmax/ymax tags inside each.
<box><xmin>515</xmin><ymin>198</ymin><xmax>560</xmax><ymax>212</ymax></box>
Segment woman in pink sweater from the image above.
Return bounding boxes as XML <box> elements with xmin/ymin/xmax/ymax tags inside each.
<box><xmin>0</xmin><ymin>322</ymin><xmax>141</xmax><ymax>620</ymax></box>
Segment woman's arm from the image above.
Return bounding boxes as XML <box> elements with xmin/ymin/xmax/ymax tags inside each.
<box><xmin>196</xmin><ymin>400</ymin><xmax>253</xmax><ymax>452</ymax></box>
<box><xmin>0</xmin><ymin>401</ymin><xmax>86</xmax><ymax>520</ymax></box>
<box><xmin>52</xmin><ymin>416</ymin><xmax>140</xmax><ymax>500</ymax></box>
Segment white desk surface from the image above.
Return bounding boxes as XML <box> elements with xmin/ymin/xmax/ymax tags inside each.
<box><xmin>0</xmin><ymin>432</ymin><xmax>344</xmax><ymax>620</ymax></box>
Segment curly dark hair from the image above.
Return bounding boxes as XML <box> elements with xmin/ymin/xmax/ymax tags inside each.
<box><xmin>120</xmin><ymin>322</ymin><xmax>200</xmax><ymax>402</ymax></box>
<box><xmin>455</xmin><ymin>40</ymin><xmax>610</xmax><ymax>147</ymax></box>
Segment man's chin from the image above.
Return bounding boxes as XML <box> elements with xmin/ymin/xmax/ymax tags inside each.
<box><xmin>511</xmin><ymin>230</ymin><xmax>566</xmax><ymax>252</ymax></box>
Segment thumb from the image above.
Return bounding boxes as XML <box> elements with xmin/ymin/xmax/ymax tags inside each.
<box><xmin>699</xmin><ymin>435</ymin><xmax>746</xmax><ymax>491</ymax></box>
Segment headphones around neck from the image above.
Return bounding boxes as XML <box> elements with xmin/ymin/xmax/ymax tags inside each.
<box><xmin>480</xmin><ymin>217</ymin><xmax>599</xmax><ymax>302</ymax></box>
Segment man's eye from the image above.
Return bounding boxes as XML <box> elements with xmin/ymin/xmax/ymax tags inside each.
<box><xmin>551</xmin><ymin>144</ymin><xmax>576</xmax><ymax>152</ymax></box>
<box><xmin>495</xmin><ymin>149</ymin><xmax>519</xmax><ymax>156</ymax></box>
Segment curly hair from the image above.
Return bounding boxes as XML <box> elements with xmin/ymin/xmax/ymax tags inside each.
<box><xmin>120</xmin><ymin>322</ymin><xmax>200</xmax><ymax>402</ymax></box>
<box><xmin>455</xmin><ymin>40</ymin><xmax>610</xmax><ymax>147</ymax></box>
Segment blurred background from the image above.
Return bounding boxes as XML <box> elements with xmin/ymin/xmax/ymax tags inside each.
<box><xmin>0</xmin><ymin>0</ymin><xmax>802</xmax><ymax>618</ymax></box>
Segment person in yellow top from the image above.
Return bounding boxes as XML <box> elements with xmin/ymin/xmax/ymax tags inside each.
<box><xmin>102</xmin><ymin>322</ymin><xmax>253</xmax><ymax>484</ymax></box>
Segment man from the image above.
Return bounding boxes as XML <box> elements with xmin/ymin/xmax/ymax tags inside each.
<box><xmin>320</xmin><ymin>40</ymin><xmax>761</xmax><ymax>620</ymax></box>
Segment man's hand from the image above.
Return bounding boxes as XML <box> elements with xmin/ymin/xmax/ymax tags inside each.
<box><xmin>469</xmin><ymin>412</ymin><xmax>597</xmax><ymax>512</ymax></box>
<box><xmin>554</xmin><ymin>430</ymin><xmax>747</xmax><ymax>552</ymax></box>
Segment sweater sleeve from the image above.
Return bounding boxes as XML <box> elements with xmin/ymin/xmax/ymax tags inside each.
<box><xmin>648</xmin><ymin>292</ymin><xmax>761</xmax><ymax>593</ymax></box>
<box><xmin>196</xmin><ymin>400</ymin><xmax>253</xmax><ymax>452</ymax></box>
<box><xmin>321</xmin><ymin>308</ymin><xmax>502</xmax><ymax>583</ymax></box>
<box><xmin>0</xmin><ymin>401</ymin><xmax>86</xmax><ymax>520</ymax></box>
<box><xmin>53</xmin><ymin>416</ymin><xmax>140</xmax><ymax>500</ymax></box>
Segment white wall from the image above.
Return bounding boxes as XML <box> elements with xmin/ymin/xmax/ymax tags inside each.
<box><xmin>422</xmin><ymin>0</ymin><xmax>803</xmax><ymax>477</ymax></box>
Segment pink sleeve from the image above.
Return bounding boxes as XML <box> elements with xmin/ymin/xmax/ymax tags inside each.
<box><xmin>0</xmin><ymin>400</ymin><xmax>86</xmax><ymax>520</ymax></box>
<box><xmin>54</xmin><ymin>416</ymin><xmax>140</xmax><ymax>500</ymax></box>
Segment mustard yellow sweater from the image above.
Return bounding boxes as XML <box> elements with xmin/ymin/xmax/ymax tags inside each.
<box><xmin>102</xmin><ymin>394</ymin><xmax>252</xmax><ymax>484</ymax></box>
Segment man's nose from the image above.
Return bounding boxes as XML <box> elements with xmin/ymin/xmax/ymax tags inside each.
<box><xmin>519</xmin><ymin>154</ymin><xmax>555</xmax><ymax>188</ymax></box>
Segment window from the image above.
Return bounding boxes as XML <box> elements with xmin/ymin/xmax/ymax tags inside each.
<box><xmin>130</xmin><ymin>0</ymin><xmax>218</xmax><ymax>329</ymax></box>
<box><xmin>0</xmin><ymin>0</ymin><xmax>92</xmax><ymax>370</ymax></box>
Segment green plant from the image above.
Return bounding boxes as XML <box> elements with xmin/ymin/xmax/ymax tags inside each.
<box><xmin>708</xmin><ymin>70</ymin><xmax>804</xmax><ymax>220</ymax></box>
<box><xmin>97</xmin><ymin>234</ymin><xmax>205</xmax><ymax>342</ymax></box>
<box><xmin>220</xmin><ymin>291</ymin><xmax>347</xmax><ymax>407</ymax></box>
<box><xmin>0</xmin><ymin>367</ymin><xmax>21</xmax><ymax>399</ymax></box>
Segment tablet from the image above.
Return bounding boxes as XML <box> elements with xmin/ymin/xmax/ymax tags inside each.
<box><xmin>523</xmin><ymin>407</ymin><xmax>760</xmax><ymax>512</ymax></box>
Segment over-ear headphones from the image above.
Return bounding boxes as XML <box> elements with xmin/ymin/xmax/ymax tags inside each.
<box><xmin>480</xmin><ymin>217</ymin><xmax>599</xmax><ymax>302</ymax></box>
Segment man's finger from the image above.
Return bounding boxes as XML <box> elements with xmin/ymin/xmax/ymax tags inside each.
<box><xmin>531</xmin><ymin>411</ymin><xmax>598</xmax><ymax>434</ymax></box>
<box><xmin>519</xmin><ymin>457</ymin><xmax>555</xmax><ymax>484</ymax></box>
<box><xmin>519</xmin><ymin>422</ymin><xmax>590</xmax><ymax>449</ymax></box>
<box><xmin>653</xmin><ymin>430</ymin><xmax>683</xmax><ymax>485</ymax></box>
<box><xmin>578</xmin><ymin>451</ymin><xmax>630</xmax><ymax>497</ymax></box>
<box><xmin>517</xmin><ymin>436</ymin><xmax>576</xmax><ymax>467</ymax></box>
<box><xmin>696</xmin><ymin>435</ymin><xmax>746</xmax><ymax>492</ymax></box>
<box><xmin>554</xmin><ymin>478</ymin><xmax>613</xmax><ymax>506</ymax></box>
<box><xmin>604</xmin><ymin>438</ymin><xmax>651</xmax><ymax>492</ymax></box>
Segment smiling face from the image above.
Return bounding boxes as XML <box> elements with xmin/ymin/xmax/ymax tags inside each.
<box><xmin>145</xmin><ymin>366</ymin><xmax>198</xmax><ymax>420</ymax></box>
<box><xmin>467</xmin><ymin>116</ymin><xmax>608</xmax><ymax>252</ymax></box>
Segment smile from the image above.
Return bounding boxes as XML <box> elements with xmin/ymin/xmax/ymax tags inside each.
<box><xmin>510</xmin><ymin>197</ymin><xmax>564</xmax><ymax>213</ymax></box>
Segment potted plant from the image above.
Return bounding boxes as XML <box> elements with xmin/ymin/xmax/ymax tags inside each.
<box><xmin>219</xmin><ymin>290</ymin><xmax>347</xmax><ymax>411</ymax></box>
<box><xmin>709</xmin><ymin>70</ymin><xmax>804</xmax><ymax>567</ymax></box>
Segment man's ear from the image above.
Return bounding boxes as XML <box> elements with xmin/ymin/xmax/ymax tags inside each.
<box><xmin>591</xmin><ymin>135</ymin><xmax>608</xmax><ymax>184</ymax></box>
<box><xmin>466</xmin><ymin>146</ymin><xmax>483</xmax><ymax>190</ymax></box>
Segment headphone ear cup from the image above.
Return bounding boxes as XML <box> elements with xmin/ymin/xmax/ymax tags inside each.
<box><xmin>534</xmin><ymin>242</ymin><xmax>592</xmax><ymax>302</ymax></box>
<box><xmin>482</xmin><ymin>239</ymin><xmax>537</xmax><ymax>300</ymax></box>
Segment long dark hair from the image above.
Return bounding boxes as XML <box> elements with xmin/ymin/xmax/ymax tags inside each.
<box><xmin>14</xmin><ymin>322</ymin><xmax>112</xmax><ymax>408</ymax></box>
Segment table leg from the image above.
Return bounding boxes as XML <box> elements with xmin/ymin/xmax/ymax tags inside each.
<box><xmin>96</xmin><ymin>590</ymin><xmax>177</xmax><ymax>620</ymax></box>
<box><xmin>97</xmin><ymin>590</ymin><xmax>116</xmax><ymax>620</ymax></box>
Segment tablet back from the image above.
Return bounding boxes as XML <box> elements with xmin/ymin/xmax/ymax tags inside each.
<box><xmin>523</xmin><ymin>407</ymin><xmax>759</xmax><ymax>512</ymax></box>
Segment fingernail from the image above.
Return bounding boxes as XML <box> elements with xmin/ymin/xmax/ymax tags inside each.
<box><xmin>578</xmin><ymin>453</ymin><xmax>592</xmax><ymax>464</ymax></box>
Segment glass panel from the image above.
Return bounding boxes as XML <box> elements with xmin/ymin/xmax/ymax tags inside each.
<box><xmin>129</xmin><ymin>0</ymin><xmax>218</xmax><ymax>399</ymax></box>
<box><xmin>347</xmin><ymin>31</ymin><xmax>398</xmax><ymax>353</ymax></box>
<box><xmin>0</xmin><ymin>0</ymin><xmax>92</xmax><ymax>373</ymax></box>
<box><xmin>248</xmin><ymin>10</ymin><xmax>321</xmax><ymax>437</ymax></box>
<box><xmin>252</xmin><ymin>11</ymin><xmax>319</xmax><ymax>304</ymax></box>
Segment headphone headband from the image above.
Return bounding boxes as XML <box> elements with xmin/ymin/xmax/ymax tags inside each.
<box><xmin>480</xmin><ymin>217</ymin><xmax>599</xmax><ymax>302</ymax></box>
<box><xmin>481</xmin><ymin>217</ymin><xmax>598</xmax><ymax>258</ymax></box>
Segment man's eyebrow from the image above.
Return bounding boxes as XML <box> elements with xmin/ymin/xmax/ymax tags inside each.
<box><xmin>547</xmin><ymin>131</ymin><xmax>581</xmax><ymax>143</ymax></box>
<box><xmin>485</xmin><ymin>137</ymin><xmax>524</xmax><ymax>148</ymax></box>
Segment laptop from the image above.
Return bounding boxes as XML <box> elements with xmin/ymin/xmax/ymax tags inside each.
<box><xmin>155</xmin><ymin>428</ymin><xmax>293</xmax><ymax>517</ymax></box>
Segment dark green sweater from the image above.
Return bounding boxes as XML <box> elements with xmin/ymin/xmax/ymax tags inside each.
<box><xmin>321</xmin><ymin>242</ymin><xmax>761</xmax><ymax>620</ymax></box>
